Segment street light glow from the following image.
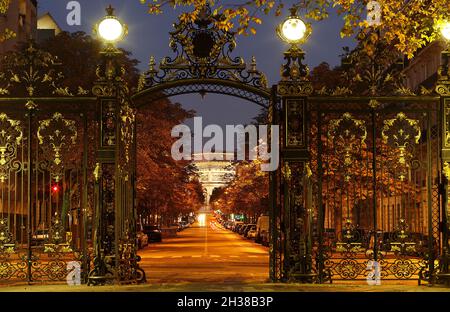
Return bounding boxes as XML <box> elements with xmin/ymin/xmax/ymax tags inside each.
<box><xmin>281</xmin><ymin>18</ymin><xmax>307</xmax><ymax>42</ymax></box>
<box><xmin>198</xmin><ymin>213</ymin><xmax>206</xmax><ymax>226</ymax></box>
<box><xmin>441</xmin><ymin>22</ymin><xmax>450</xmax><ymax>41</ymax></box>
<box><xmin>98</xmin><ymin>17</ymin><xmax>124</xmax><ymax>42</ymax></box>
<box><xmin>277</xmin><ymin>7</ymin><xmax>310</xmax><ymax>45</ymax></box>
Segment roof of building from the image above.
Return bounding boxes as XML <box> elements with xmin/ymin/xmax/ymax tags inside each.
<box><xmin>37</xmin><ymin>12</ymin><xmax>62</xmax><ymax>35</ymax></box>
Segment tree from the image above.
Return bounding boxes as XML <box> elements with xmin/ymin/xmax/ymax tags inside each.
<box><xmin>140</xmin><ymin>0</ymin><xmax>450</xmax><ymax>56</ymax></box>
<box><xmin>211</xmin><ymin>159</ymin><xmax>269</xmax><ymax>222</ymax></box>
<box><xmin>39</xmin><ymin>31</ymin><xmax>140</xmax><ymax>92</ymax></box>
<box><xmin>309</xmin><ymin>61</ymin><xmax>344</xmax><ymax>93</ymax></box>
<box><xmin>0</xmin><ymin>31</ymin><xmax>141</xmax><ymax>97</ymax></box>
<box><xmin>136</xmin><ymin>99</ymin><xmax>205</xmax><ymax>226</ymax></box>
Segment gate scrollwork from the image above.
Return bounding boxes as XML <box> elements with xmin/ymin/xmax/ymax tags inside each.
<box><xmin>328</xmin><ymin>113</ymin><xmax>367</xmax><ymax>182</ymax></box>
<box><xmin>0</xmin><ymin>113</ymin><xmax>23</xmax><ymax>183</ymax></box>
<box><xmin>37</xmin><ymin>112</ymin><xmax>78</xmax><ymax>182</ymax></box>
<box><xmin>381</xmin><ymin>112</ymin><xmax>421</xmax><ymax>181</ymax></box>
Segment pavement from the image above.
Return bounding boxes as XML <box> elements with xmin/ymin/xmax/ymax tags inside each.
<box><xmin>139</xmin><ymin>214</ymin><xmax>269</xmax><ymax>285</ymax></box>
<box><xmin>1</xmin><ymin>213</ymin><xmax>450</xmax><ymax>292</ymax></box>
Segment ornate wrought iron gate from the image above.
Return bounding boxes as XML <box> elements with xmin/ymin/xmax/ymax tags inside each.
<box><xmin>0</xmin><ymin>99</ymin><xmax>93</xmax><ymax>283</ymax></box>
<box><xmin>3</xmin><ymin>4</ymin><xmax>450</xmax><ymax>287</ymax></box>
<box><xmin>310</xmin><ymin>97</ymin><xmax>441</xmax><ymax>282</ymax></box>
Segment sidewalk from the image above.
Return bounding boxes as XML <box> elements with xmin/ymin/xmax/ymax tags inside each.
<box><xmin>1</xmin><ymin>282</ymin><xmax>450</xmax><ymax>292</ymax></box>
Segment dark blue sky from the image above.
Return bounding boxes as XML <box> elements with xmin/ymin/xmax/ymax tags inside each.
<box><xmin>37</xmin><ymin>0</ymin><xmax>355</xmax><ymax>141</ymax></box>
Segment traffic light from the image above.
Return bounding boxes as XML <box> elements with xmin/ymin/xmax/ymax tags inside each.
<box><xmin>51</xmin><ymin>183</ymin><xmax>60</xmax><ymax>193</ymax></box>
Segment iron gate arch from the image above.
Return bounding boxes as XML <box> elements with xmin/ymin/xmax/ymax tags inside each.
<box><xmin>127</xmin><ymin>4</ymin><xmax>289</xmax><ymax>284</ymax></box>
<box><xmin>100</xmin><ymin>4</ymin><xmax>449</xmax><ymax>285</ymax></box>
<box><xmin>132</xmin><ymin>78</ymin><xmax>270</xmax><ymax>108</ymax></box>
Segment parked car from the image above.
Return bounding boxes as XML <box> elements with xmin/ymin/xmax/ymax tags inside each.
<box><xmin>171</xmin><ymin>223</ymin><xmax>183</xmax><ymax>232</ymax></box>
<box><xmin>256</xmin><ymin>215</ymin><xmax>269</xmax><ymax>245</ymax></box>
<box><xmin>179</xmin><ymin>221</ymin><xmax>189</xmax><ymax>230</ymax></box>
<box><xmin>233</xmin><ymin>222</ymin><xmax>244</xmax><ymax>232</ymax></box>
<box><xmin>243</xmin><ymin>224</ymin><xmax>256</xmax><ymax>237</ymax></box>
<box><xmin>235</xmin><ymin>223</ymin><xmax>245</xmax><ymax>234</ymax></box>
<box><xmin>136</xmin><ymin>231</ymin><xmax>149</xmax><ymax>249</ymax></box>
<box><xmin>225</xmin><ymin>221</ymin><xmax>233</xmax><ymax>230</ymax></box>
<box><xmin>246</xmin><ymin>225</ymin><xmax>257</xmax><ymax>239</ymax></box>
<box><xmin>142</xmin><ymin>225</ymin><xmax>162</xmax><ymax>242</ymax></box>
<box><xmin>31</xmin><ymin>229</ymin><xmax>49</xmax><ymax>246</ymax></box>
<box><xmin>239</xmin><ymin>224</ymin><xmax>250</xmax><ymax>235</ymax></box>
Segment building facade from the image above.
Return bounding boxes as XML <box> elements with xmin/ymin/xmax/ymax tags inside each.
<box><xmin>37</xmin><ymin>12</ymin><xmax>61</xmax><ymax>43</ymax></box>
<box><xmin>192</xmin><ymin>152</ymin><xmax>236</xmax><ymax>206</ymax></box>
<box><xmin>403</xmin><ymin>41</ymin><xmax>446</xmax><ymax>92</ymax></box>
<box><xmin>0</xmin><ymin>0</ymin><xmax>37</xmax><ymax>54</ymax></box>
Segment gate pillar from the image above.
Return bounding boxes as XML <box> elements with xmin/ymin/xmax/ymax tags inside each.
<box><xmin>437</xmin><ymin>47</ymin><xmax>450</xmax><ymax>285</ymax></box>
<box><xmin>277</xmin><ymin>44</ymin><xmax>315</xmax><ymax>282</ymax></box>
<box><xmin>88</xmin><ymin>7</ymin><xmax>140</xmax><ymax>285</ymax></box>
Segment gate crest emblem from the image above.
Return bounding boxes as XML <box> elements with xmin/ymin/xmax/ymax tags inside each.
<box><xmin>141</xmin><ymin>5</ymin><xmax>267</xmax><ymax>90</ymax></box>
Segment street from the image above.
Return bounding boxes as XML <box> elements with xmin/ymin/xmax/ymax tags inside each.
<box><xmin>139</xmin><ymin>213</ymin><xmax>269</xmax><ymax>284</ymax></box>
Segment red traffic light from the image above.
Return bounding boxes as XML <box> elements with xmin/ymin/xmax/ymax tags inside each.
<box><xmin>51</xmin><ymin>184</ymin><xmax>60</xmax><ymax>193</ymax></box>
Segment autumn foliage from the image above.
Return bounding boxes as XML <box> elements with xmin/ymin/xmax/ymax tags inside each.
<box><xmin>210</xmin><ymin>159</ymin><xmax>269</xmax><ymax>222</ymax></box>
<box><xmin>136</xmin><ymin>99</ymin><xmax>205</xmax><ymax>226</ymax></box>
<box><xmin>140</xmin><ymin>0</ymin><xmax>450</xmax><ymax>57</ymax></box>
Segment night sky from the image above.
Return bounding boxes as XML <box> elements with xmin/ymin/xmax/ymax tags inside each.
<box><xmin>37</xmin><ymin>0</ymin><xmax>356</xmax><ymax>150</ymax></box>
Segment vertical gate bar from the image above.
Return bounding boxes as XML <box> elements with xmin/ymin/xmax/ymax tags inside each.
<box><xmin>283</xmin><ymin>160</ymin><xmax>290</xmax><ymax>281</ymax></box>
<box><xmin>26</xmin><ymin>102</ymin><xmax>34</xmax><ymax>284</ymax></box>
<box><xmin>21</xmin><ymin>140</ymin><xmax>24</xmax><ymax>244</ymax></box>
<box><xmin>81</xmin><ymin>112</ymin><xmax>88</xmax><ymax>283</ymax></box>
<box><xmin>438</xmin><ymin>103</ymin><xmax>442</xmax><ymax>252</ymax></box>
<box><xmin>317</xmin><ymin>110</ymin><xmax>324</xmax><ymax>282</ymax></box>
<box><xmin>114</xmin><ymin>97</ymin><xmax>121</xmax><ymax>285</ymax></box>
<box><xmin>133</xmin><ymin>109</ymin><xmax>137</xmax><ymax>255</ymax></box>
<box><xmin>269</xmin><ymin>84</ymin><xmax>278</xmax><ymax>282</ymax></box>
<box><xmin>371</xmin><ymin>107</ymin><xmax>378</xmax><ymax>263</ymax></box>
<box><xmin>306</xmin><ymin>169</ymin><xmax>313</xmax><ymax>277</ymax></box>
<box><xmin>426</xmin><ymin>111</ymin><xmax>434</xmax><ymax>275</ymax></box>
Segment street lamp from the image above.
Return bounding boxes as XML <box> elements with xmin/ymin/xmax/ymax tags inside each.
<box><xmin>440</xmin><ymin>21</ymin><xmax>450</xmax><ymax>41</ymax></box>
<box><xmin>94</xmin><ymin>5</ymin><xmax>128</xmax><ymax>47</ymax></box>
<box><xmin>277</xmin><ymin>6</ymin><xmax>312</xmax><ymax>82</ymax></box>
<box><xmin>277</xmin><ymin>7</ymin><xmax>310</xmax><ymax>46</ymax></box>
<box><xmin>89</xmin><ymin>5</ymin><xmax>130</xmax><ymax>286</ymax></box>
<box><xmin>436</xmin><ymin>20</ymin><xmax>450</xmax><ymax>95</ymax></box>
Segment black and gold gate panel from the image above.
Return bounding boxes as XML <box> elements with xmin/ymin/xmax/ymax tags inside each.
<box><xmin>311</xmin><ymin>98</ymin><xmax>440</xmax><ymax>281</ymax></box>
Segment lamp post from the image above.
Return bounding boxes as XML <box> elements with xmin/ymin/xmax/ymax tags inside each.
<box><xmin>88</xmin><ymin>5</ymin><xmax>130</xmax><ymax>286</ymax></box>
<box><xmin>95</xmin><ymin>5</ymin><xmax>128</xmax><ymax>50</ymax></box>
<box><xmin>277</xmin><ymin>7</ymin><xmax>311</xmax><ymax>83</ymax></box>
<box><xmin>273</xmin><ymin>6</ymin><xmax>315</xmax><ymax>283</ymax></box>
<box><xmin>437</xmin><ymin>20</ymin><xmax>450</xmax><ymax>286</ymax></box>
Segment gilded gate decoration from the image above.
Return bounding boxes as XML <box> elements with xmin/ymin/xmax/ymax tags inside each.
<box><xmin>310</xmin><ymin>100</ymin><xmax>439</xmax><ymax>282</ymax></box>
<box><xmin>0</xmin><ymin>41</ymin><xmax>94</xmax><ymax>284</ymax></box>
<box><xmin>37</xmin><ymin>113</ymin><xmax>78</xmax><ymax>183</ymax></box>
<box><xmin>134</xmin><ymin>4</ymin><xmax>270</xmax><ymax>108</ymax></box>
<box><xmin>285</xmin><ymin>99</ymin><xmax>306</xmax><ymax>148</ymax></box>
<box><xmin>0</xmin><ymin>114</ymin><xmax>23</xmax><ymax>183</ymax></box>
<box><xmin>381</xmin><ymin>112</ymin><xmax>421</xmax><ymax>182</ymax></box>
<box><xmin>328</xmin><ymin>113</ymin><xmax>367</xmax><ymax>182</ymax></box>
<box><xmin>1</xmin><ymin>4</ymin><xmax>450</xmax><ymax>287</ymax></box>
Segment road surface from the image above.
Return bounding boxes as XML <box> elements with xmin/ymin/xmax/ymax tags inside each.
<box><xmin>138</xmin><ymin>213</ymin><xmax>269</xmax><ymax>284</ymax></box>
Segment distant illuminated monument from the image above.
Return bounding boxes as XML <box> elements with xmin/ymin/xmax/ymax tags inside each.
<box><xmin>192</xmin><ymin>152</ymin><xmax>235</xmax><ymax>206</ymax></box>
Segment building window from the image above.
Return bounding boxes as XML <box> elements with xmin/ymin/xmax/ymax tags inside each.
<box><xmin>19</xmin><ymin>14</ymin><xmax>26</xmax><ymax>27</ymax></box>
